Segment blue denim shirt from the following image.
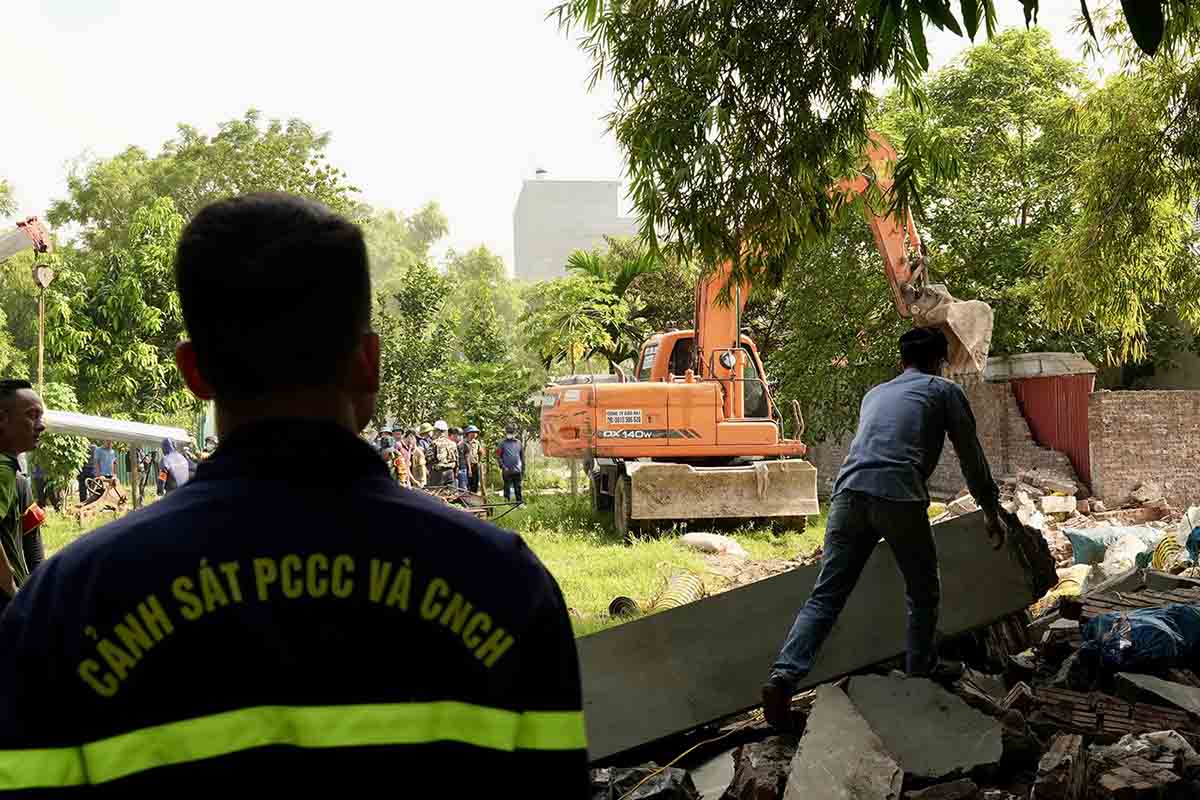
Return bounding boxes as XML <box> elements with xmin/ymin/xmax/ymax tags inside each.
<box><xmin>832</xmin><ymin>368</ymin><xmax>999</xmax><ymax>509</ymax></box>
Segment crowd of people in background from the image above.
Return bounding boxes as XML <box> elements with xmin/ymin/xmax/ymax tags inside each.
<box><xmin>370</xmin><ymin>420</ymin><xmax>526</xmax><ymax>503</ymax></box>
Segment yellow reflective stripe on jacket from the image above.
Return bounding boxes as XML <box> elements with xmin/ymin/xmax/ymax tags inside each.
<box><xmin>0</xmin><ymin>746</ymin><xmax>86</xmax><ymax>789</ymax></box>
<box><xmin>515</xmin><ymin>710</ymin><xmax>588</xmax><ymax>751</ymax></box>
<box><xmin>0</xmin><ymin>702</ymin><xmax>586</xmax><ymax>790</ymax></box>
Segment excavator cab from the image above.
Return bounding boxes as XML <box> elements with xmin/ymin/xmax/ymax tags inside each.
<box><xmin>635</xmin><ymin>332</ymin><xmax>773</xmax><ymax>420</ymax></box>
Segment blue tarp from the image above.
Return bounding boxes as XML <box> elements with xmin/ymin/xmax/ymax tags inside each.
<box><xmin>1079</xmin><ymin>604</ymin><xmax>1200</xmax><ymax>673</ymax></box>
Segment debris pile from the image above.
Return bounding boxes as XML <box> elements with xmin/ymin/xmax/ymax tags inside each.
<box><xmin>593</xmin><ymin>567</ymin><xmax>1200</xmax><ymax>799</ymax></box>
<box><xmin>938</xmin><ymin>473</ymin><xmax>1200</xmax><ymax>619</ymax></box>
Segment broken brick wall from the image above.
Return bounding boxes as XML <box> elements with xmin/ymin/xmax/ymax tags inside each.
<box><xmin>1089</xmin><ymin>390</ymin><xmax>1200</xmax><ymax>509</ymax></box>
<box><xmin>807</xmin><ymin>375</ymin><xmax>1078</xmax><ymax>499</ymax></box>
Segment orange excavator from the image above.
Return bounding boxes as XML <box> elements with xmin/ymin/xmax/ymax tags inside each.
<box><xmin>539</xmin><ymin>134</ymin><xmax>993</xmax><ymax>536</ymax></box>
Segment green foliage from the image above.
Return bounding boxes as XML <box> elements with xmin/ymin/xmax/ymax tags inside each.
<box><xmin>564</xmin><ymin>240</ymin><xmax>664</xmax><ymax>367</ymax></box>
<box><xmin>519</xmin><ymin>275</ymin><xmax>630</xmax><ymax>371</ymax></box>
<box><xmin>373</xmin><ymin>262</ymin><xmax>455</xmax><ymax>427</ymax></box>
<box><xmin>30</xmin><ymin>382</ymin><xmax>90</xmax><ymax>490</ymax></box>
<box><xmin>446</xmin><ymin>245</ymin><xmax>523</xmax><ymax>340</ymax></box>
<box><xmin>552</xmin><ymin>1</ymin><xmax>1198</xmax><ymax>297</ymax></box>
<box><xmin>0</xmin><ymin>178</ymin><xmax>13</xmax><ymax>217</ymax></box>
<box><xmin>1036</xmin><ymin>53</ymin><xmax>1200</xmax><ymax>362</ymax></box>
<box><xmin>441</xmin><ymin>360</ymin><xmax>540</xmax><ymax>441</ymax></box>
<box><xmin>361</xmin><ymin>202</ymin><xmax>448</xmax><ymax>295</ymax></box>
<box><xmin>764</xmin><ymin>29</ymin><xmax>1136</xmax><ymax>440</ymax></box>
<box><xmin>49</xmin><ymin>109</ymin><xmax>358</xmax><ymax>253</ymax></box>
<box><xmin>47</xmin><ymin>198</ymin><xmax>193</xmax><ymax>419</ymax></box>
<box><xmin>460</xmin><ymin>291</ymin><xmax>507</xmax><ymax>363</ymax></box>
<box><xmin>762</xmin><ymin>217</ymin><xmax>908</xmax><ymax>442</ymax></box>
<box><xmin>552</xmin><ymin>0</ymin><xmax>901</xmax><ymax>291</ymax></box>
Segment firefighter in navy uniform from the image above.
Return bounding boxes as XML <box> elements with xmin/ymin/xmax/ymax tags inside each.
<box><xmin>0</xmin><ymin>193</ymin><xmax>587</xmax><ymax>797</ymax></box>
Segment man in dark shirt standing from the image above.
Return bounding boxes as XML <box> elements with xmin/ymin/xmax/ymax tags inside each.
<box><xmin>762</xmin><ymin>328</ymin><xmax>1006</xmax><ymax>728</ymax></box>
<box><xmin>0</xmin><ymin>194</ymin><xmax>587</xmax><ymax>795</ymax></box>
<box><xmin>0</xmin><ymin>380</ymin><xmax>45</xmax><ymax>615</ymax></box>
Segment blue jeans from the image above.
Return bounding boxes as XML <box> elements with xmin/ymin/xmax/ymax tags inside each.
<box><xmin>457</xmin><ymin>468</ymin><xmax>469</xmax><ymax>491</ymax></box>
<box><xmin>772</xmin><ymin>491</ymin><xmax>940</xmax><ymax>682</ymax></box>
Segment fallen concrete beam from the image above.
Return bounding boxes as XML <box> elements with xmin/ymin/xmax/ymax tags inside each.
<box><xmin>579</xmin><ymin>510</ymin><xmax>1054</xmax><ymax>761</ymax></box>
<box><xmin>783</xmin><ymin>684</ymin><xmax>902</xmax><ymax>800</ymax></box>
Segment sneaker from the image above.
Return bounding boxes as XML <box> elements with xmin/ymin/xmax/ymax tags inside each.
<box><xmin>761</xmin><ymin>675</ymin><xmax>796</xmax><ymax>730</ymax></box>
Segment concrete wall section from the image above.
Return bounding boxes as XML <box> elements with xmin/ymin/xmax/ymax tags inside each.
<box><xmin>512</xmin><ymin>178</ymin><xmax>639</xmax><ymax>281</ymax></box>
<box><xmin>1089</xmin><ymin>390</ymin><xmax>1200</xmax><ymax>509</ymax></box>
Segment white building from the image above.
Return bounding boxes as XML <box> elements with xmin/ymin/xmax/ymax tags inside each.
<box><xmin>512</xmin><ymin>171</ymin><xmax>639</xmax><ymax>281</ymax></box>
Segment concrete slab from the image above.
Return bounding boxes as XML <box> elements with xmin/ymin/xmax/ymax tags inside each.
<box><xmin>783</xmin><ymin>684</ymin><xmax>902</xmax><ymax>800</ymax></box>
<box><xmin>579</xmin><ymin>510</ymin><xmax>1053</xmax><ymax>761</ymax></box>
<box><xmin>688</xmin><ymin>749</ymin><xmax>736</xmax><ymax>799</ymax></box>
<box><xmin>1116</xmin><ymin>672</ymin><xmax>1200</xmax><ymax>716</ymax></box>
<box><xmin>847</xmin><ymin>675</ymin><xmax>1003</xmax><ymax>779</ymax></box>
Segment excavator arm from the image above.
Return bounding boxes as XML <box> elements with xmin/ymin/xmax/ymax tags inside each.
<box><xmin>693</xmin><ymin>132</ymin><xmax>993</xmax><ymax>378</ymax></box>
<box><xmin>0</xmin><ymin>218</ymin><xmax>52</xmax><ymax>263</ymax></box>
<box><xmin>843</xmin><ymin>132</ymin><xmax>994</xmax><ymax>374</ymax></box>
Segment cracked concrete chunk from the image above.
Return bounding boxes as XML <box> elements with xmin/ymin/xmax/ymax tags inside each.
<box><xmin>848</xmin><ymin>675</ymin><xmax>1003</xmax><ymax>780</ymax></box>
<box><xmin>783</xmin><ymin>684</ymin><xmax>902</xmax><ymax>800</ymax></box>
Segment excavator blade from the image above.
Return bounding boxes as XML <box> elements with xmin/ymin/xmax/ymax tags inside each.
<box><xmin>627</xmin><ymin>459</ymin><xmax>819</xmax><ymax>522</ymax></box>
<box><xmin>912</xmin><ymin>284</ymin><xmax>994</xmax><ymax>375</ymax></box>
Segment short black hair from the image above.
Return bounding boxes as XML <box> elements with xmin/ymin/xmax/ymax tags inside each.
<box><xmin>899</xmin><ymin>327</ymin><xmax>949</xmax><ymax>371</ymax></box>
<box><xmin>175</xmin><ymin>193</ymin><xmax>370</xmax><ymax>397</ymax></box>
<box><xmin>0</xmin><ymin>380</ymin><xmax>33</xmax><ymax>405</ymax></box>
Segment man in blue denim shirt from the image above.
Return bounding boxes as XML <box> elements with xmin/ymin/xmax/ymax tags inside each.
<box><xmin>762</xmin><ymin>327</ymin><xmax>1006</xmax><ymax>728</ymax></box>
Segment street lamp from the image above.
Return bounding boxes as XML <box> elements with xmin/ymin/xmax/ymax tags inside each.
<box><xmin>31</xmin><ymin>262</ymin><xmax>55</xmax><ymax>395</ymax></box>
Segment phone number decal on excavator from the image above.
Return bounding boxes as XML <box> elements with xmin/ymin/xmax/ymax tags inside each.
<box><xmin>600</xmin><ymin>429</ymin><xmax>701</xmax><ymax>440</ymax></box>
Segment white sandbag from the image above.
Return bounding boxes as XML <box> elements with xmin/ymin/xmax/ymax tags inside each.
<box><xmin>679</xmin><ymin>532</ymin><xmax>749</xmax><ymax>559</ymax></box>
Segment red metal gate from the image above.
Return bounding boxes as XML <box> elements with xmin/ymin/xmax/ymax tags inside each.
<box><xmin>1011</xmin><ymin>374</ymin><xmax>1095</xmax><ymax>486</ymax></box>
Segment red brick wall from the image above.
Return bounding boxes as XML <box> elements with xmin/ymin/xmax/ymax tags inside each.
<box><xmin>806</xmin><ymin>375</ymin><xmax>1078</xmax><ymax>499</ymax></box>
<box><xmin>1089</xmin><ymin>390</ymin><xmax>1200</xmax><ymax>509</ymax></box>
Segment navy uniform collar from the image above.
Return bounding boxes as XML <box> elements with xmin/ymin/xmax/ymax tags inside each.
<box><xmin>195</xmin><ymin>419</ymin><xmax>389</xmax><ymax>484</ymax></box>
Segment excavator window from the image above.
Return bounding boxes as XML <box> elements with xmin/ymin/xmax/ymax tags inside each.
<box><xmin>668</xmin><ymin>339</ymin><xmax>694</xmax><ymax>377</ymax></box>
<box><xmin>637</xmin><ymin>343</ymin><xmax>658</xmax><ymax>381</ymax></box>
<box><xmin>744</xmin><ymin>366</ymin><xmax>769</xmax><ymax>418</ymax></box>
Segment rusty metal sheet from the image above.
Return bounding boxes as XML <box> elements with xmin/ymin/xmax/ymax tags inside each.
<box><xmin>1011</xmin><ymin>374</ymin><xmax>1095</xmax><ymax>485</ymax></box>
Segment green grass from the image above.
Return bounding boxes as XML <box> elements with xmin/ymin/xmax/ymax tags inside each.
<box><xmin>41</xmin><ymin>512</ymin><xmax>90</xmax><ymax>556</ymax></box>
<box><xmin>495</xmin><ymin>493</ymin><xmax>827</xmax><ymax>636</ymax></box>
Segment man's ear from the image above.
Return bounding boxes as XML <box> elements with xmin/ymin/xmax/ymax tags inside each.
<box><xmin>175</xmin><ymin>342</ymin><xmax>216</xmax><ymax>401</ymax></box>
<box><xmin>350</xmin><ymin>333</ymin><xmax>381</xmax><ymax>394</ymax></box>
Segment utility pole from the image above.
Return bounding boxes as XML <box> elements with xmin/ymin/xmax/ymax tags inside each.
<box><xmin>31</xmin><ymin>263</ymin><xmax>55</xmax><ymax>395</ymax></box>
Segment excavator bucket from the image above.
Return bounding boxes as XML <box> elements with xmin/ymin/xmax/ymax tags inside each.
<box><xmin>627</xmin><ymin>460</ymin><xmax>819</xmax><ymax>524</ymax></box>
<box><xmin>912</xmin><ymin>284</ymin><xmax>994</xmax><ymax>375</ymax></box>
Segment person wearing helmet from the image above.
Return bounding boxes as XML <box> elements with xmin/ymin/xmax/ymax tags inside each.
<box><xmin>418</xmin><ymin>422</ymin><xmax>436</xmax><ymax>471</ymax></box>
<box><xmin>464</xmin><ymin>425</ymin><xmax>482</xmax><ymax>493</ymax></box>
<box><xmin>450</xmin><ymin>427</ymin><xmax>470</xmax><ymax>491</ymax></box>
<box><xmin>430</xmin><ymin>420</ymin><xmax>457</xmax><ymax>487</ymax></box>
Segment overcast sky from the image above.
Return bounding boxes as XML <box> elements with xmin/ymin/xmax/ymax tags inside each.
<box><xmin>2</xmin><ymin>1</ymin><xmax>1105</xmax><ymax>270</ymax></box>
